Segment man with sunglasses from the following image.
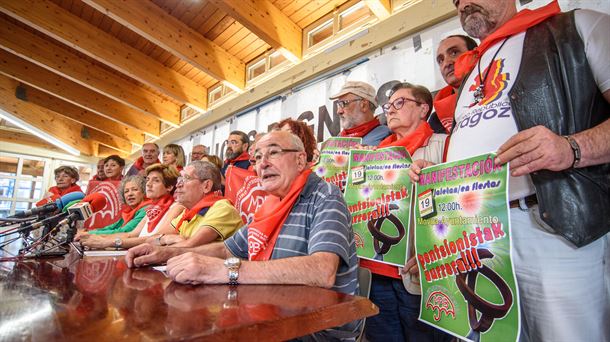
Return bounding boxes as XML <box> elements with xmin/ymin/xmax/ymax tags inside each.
<box><xmin>156</xmin><ymin>160</ymin><xmax>242</xmax><ymax>248</ymax></box>
<box><xmin>126</xmin><ymin>131</ymin><xmax>361</xmax><ymax>340</ymax></box>
<box><xmin>330</xmin><ymin>80</ymin><xmax>391</xmax><ymax>146</ymax></box>
<box><xmin>362</xmin><ymin>82</ymin><xmax>451</xmax><ymax>342</ymax></box>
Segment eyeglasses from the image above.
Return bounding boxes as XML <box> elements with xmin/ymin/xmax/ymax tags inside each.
<box><xmin>227</xmin><ymin>140</ymin><xmax>242</xmax><ymax>146</ymax></box>
<box><xmin>177</xmin><ymin>174</ymin><xmax>207</xmax><ymax>184</ymax></box>
<box><xmin>253</xmin><ymin>148</ymin><xmax>300</xmax><ymax>163</ymax></box>
<box><xmin>382</xmin><ymin>97</ymin><xmax>422</xmax><ymax>112</ymax></box>
<box><xmin>335</xmin><ymin>98</ymin><xmax>362</xmax><ymax>109</ymax></box>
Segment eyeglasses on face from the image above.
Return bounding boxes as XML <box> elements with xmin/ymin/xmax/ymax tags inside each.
<box><xmin>253</xmin><ymin>147</ymin><xmax>300</xmax><ymax>163</ymax></box>
<box><xmin>335</xmin><ymin>98</ymin><xmax>363</xmax><ymax>109</ymax></box>
<box><xmin>382</xmin><ymin>97</ymin><xmax>422</xmax><ymax>112</ymax></box>
<box><xmin>177</xmin><ymin>174</ymin><xmax>207</xmax><ymax>184</ymax></box>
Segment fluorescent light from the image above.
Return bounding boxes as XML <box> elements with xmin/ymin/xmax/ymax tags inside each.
<box><xmin>0</xmin><ymin>109</ymin><xmax>81</xmax><ymax>156</ymax></box>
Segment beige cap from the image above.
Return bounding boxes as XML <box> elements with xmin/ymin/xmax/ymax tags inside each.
<box><xmin>329</xmin><ymin>81</ymin><xmax>378</xmax><ymax>107</ymax></box>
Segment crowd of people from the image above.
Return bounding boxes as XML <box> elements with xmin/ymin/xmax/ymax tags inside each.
<box><xmin>35</xmin><ymin>1</ymin><xmax>608</xmax><ymax>341</ymax></box>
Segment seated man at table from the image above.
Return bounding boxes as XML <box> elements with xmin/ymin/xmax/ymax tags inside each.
<box><xmin>127</xmin><ymin>131</ymin><xmax>360</xmax><ymax>341</ymax></box>
<box><xmin>157</xmin><ymin>160</ymin><xmax>242</xmax><ymax>248</ymax></box>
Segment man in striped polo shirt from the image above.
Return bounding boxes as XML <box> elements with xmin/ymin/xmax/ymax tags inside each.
<box><xmin>126</xmin><ymin>131</ymin><xmax>361</xmax><ymax>341</ymax></box>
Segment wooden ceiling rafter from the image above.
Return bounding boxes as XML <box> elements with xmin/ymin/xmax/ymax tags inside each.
<box><xmin>0</xmin><ymin>50</ymin><xmax>162</xmax><ymax>138</ymax></box>
<box><xmin>83</xmin><ymin>0</ymin><xmax>246</xmax><ymax>90</ymax></box>
<box><xmin>0</xmin><ymin>16</ymin><xmax>181</xmax><ymax>127</ymax></box>
<box><xmin>0</xmin><ymin>75</ymin><xmax>133</xmax><ymax>153</ymax></box>
<box><xmin>0</xmin><ymin>0</ymin><xmax>209</xmax><ymax>112</ymax></box>
<box><xmin>209</xmin><ymin>0</ymin><xmax>303</xmax><ymax>62</ymax></box>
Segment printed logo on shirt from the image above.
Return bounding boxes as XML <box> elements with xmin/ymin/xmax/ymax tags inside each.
<box><xmin>453</xmin><ymin>58</ymin><xmax>512</xmax><ymax>133</ymax></box>
<box><xmin>469</xmin><ymin>58</ymin><xmax>510</xmax><ymax>107</ymax></box>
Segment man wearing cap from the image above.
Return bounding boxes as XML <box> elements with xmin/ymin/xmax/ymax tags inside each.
<box><xmin>330</xmin><ymin>81</ymin><xmax>391</xmax><ymax>146</ymax></box>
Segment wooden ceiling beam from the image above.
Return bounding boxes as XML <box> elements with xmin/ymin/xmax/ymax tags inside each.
<box><xmin>0</xmin><ymin>17</ymin><xmax>181</xmax><ymax>126</ymax></box>
<box><xmin>0</xmin><ymin>50</ymin><xmax>161</xmax><ymax>137</ymax></box>
<box><xmin>0</xmin><ymin>78</ymin><xmax>132</xmax><ymax>154</ymax></box>
<box><xmin>364</xmin><ymin>0</ymin><xmax>391</xmax><ymax>20</ymax></box>
<box><xmin>98</xmin><ymin>145</ymin><xmax>130</xmax><ymax>159</ymax></box>
<box><xmin>0</xmin><ymin>85</ymin><xmax>94</xmax><ymax>156</ymax></box>
<box><xmin>0</xmin><ymin>0</ymin><xmax>209</xmax><ymax>112</ymax></box>
<box><xmin>0</xmin><ymin>127</ymin><xmax>63</xmax><ymax>152</ymax></box>
<box><xmin>0</xmin><ymin>75</ymin><xmax>145</xmax><ymax>145</ymax></box>
<box><xmin>209</xmin><ymin>0</ymin><xmax>302</xmax><ymax>61</ymax></box>
<box><xmin>83</xmin><ymin>0</ymin><xmax>246</xmax><ymax>90</ymax></box>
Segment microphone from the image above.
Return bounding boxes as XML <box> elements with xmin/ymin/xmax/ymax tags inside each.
<box><xmin>62</xmin><ymin>193</ymin><xmax>107</xmax><ymax>224</ymax></box>
<box><xmin>10</xmin><ymin>192</ymin><xmax>85</xmax><ymax>218</ymax></box>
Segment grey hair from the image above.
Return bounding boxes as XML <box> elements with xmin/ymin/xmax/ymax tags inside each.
<box><xmin>188</xmin><ymin>160</ymin><xmax>222</xmax><ymax>192</ymax></box>
<box><xmin>258</xmin><ymin>131</ymin><xmax>305</xmax><ymax>152</ymax></box>
<box><xmin>118</xmin><ymin>175</ymin><xmax>146</xmax><ymax>205</ymax></box>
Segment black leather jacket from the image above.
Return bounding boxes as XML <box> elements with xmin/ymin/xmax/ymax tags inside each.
<box><xmin>456</xmin><ymin>11</ymin><xmax>610</xmax><ymax>247</ymax></box>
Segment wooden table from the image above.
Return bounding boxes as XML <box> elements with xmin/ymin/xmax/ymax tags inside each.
<box><xmin>0</xmin><ymin>253</ymin><xmax>378</xmax><ymax>341</ymax></box>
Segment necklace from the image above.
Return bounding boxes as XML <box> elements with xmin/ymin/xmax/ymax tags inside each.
<box><xmin>473</xmin><ymin>37</ymin><xmax>510</xmax><ymax>103</ymax></box>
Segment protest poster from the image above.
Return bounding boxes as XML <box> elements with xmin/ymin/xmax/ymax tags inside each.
<box><xmin>313</xmin><ymin>137</ymin><xmax>362</xmax><ymax>192</ymax></box>
<box><xmin>414</xmin><ymin>152</ymin><xmax>519</xmax><ymax>342</ymax></box>
<box><xmin>343</xmin><ymin>146</ymin><xmax>413</xmax><ymax>266</ymax></box>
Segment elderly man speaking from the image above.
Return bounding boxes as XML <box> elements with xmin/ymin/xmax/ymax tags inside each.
<box><xmin>126</xmin><ymin>130</ymin><xmax>360</xmax><ymax>340</ymax></box>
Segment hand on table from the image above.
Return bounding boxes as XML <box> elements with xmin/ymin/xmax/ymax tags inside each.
<box><xmin>166</xmin><ymin>252</ymin><xmax>224</xmax><ymax>285</ymax></box>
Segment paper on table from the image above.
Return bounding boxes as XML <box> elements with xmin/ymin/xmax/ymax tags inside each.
<box><xmin>84</xmin><ymin>250</ymin><xmax>127</xmax><ymax>257</ymax></box>
<box><xmin>153</xmin><ymin>265</ymin><xmax>168</xmax><ymax>277</ymax></box>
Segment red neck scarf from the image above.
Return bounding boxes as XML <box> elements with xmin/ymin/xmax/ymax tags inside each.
<box><xmin>91</xmin><ymin>175</ymin><xmax>106</xmax><ymax>181</ymax></box>
<box><xmin>121</xmin><ymin>200</ymin><xmax>150</xmax><ymax>226</ymax></box>
<box><xmin>378</xmin><ymin>122</ymin><xmax>434</xmax><ymax>154</ymax></box>
<box><xmin>106</xmin><ymin>175</ymin><xmax>123</xmax><ymax>181</ymax></box>
<box><xmin>247</xmin><ymin>169</ymin><xmax>312</xmax><ymax>261</ymax></box>
<box><xmin>145</xmin><ymin>194</ymin><xmax>174</xmax><ymax>233</ymax></box>
<box><xmin>454</xmin><ymin>0</ymin><xmax>560</xmax><ymax>80</ymax></box>
<box><xmin>49</xmin><ymin>184</ymin><xmax>83</xmax><ymax>197</ymax></box>
<box><xmin>174</xmin><ymin>193</ymin><xmax>225</xmax><ymax>231</ymax></box>
<box><xmin>134</xmin><ymin>156</ymin><xmax>161</xmax><ymax>171</ymax></box>
<box><xmin>340</xmin><ymin>118</ymin><xmax>381</xmax><ymax>138</ymax></box>
<box><xmin>433</xmin><ymin>86</ymin><xmax>456</xmax><ymax>133</ymax></box>
<box><xmin>226</xmin><ymin>151</ymin><xmax>250</xmax><ymax>165</ymax></box>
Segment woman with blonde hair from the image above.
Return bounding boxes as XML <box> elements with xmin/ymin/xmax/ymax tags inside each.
<box><xmin>162</xmin><ymin>144</ymin><xmax>186</xmax><ymax>172</ymax></box>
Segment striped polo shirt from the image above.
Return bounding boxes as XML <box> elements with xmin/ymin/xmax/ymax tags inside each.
<box><xmin>225</xmin><ymin>173</ymin><xmax>361</xmax><ymax>341</ymax></box>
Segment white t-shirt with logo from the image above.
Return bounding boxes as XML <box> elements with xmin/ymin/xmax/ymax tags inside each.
<box><xmin>447</xmin><ymin>10</ymin><xmax>610</xmax><ymax>201</ymax></box>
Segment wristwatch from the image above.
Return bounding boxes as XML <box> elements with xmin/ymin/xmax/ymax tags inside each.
<box><xmin>114</xmin><ymin>237</ymin><xmax>123</xmax><ymax>249</ymax></box>
<box><xmin>563</xmin><ymin>135</ymin><xmax>581</xmax><ymax>168</ymax></box>
<box><xmin>224</xmin><ymin>257</ymin><xmax>241</xmax><ymax>285</ymax></box>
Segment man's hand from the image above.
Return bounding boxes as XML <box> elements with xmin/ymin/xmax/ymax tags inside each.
<box><xmin>166</xmin><ymin>252</ymin><xmax>225</xmax><ymax>285</ymax></box>
<box><xmin>496</xmin><ymin>125</ymin><xmax>573</xmax><ymax>176</ymax></box>
<box><xmin>407</xmin><ymin>159</ymin><xmax>436</xmax><ymax>183</ymax></box>
<box><xmin>126</xmin><ymin>243</ymin><xmax>176</xmax><ymax>268</ymax></box>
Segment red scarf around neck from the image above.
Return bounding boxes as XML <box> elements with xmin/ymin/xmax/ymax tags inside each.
<box><xmin>454</xmin><ymin>0</ymin><xmax>560</xmax><ymax>80</ymax></box>
<box><xmin>121</xmin><ymin>200</ymin><xmax>150</xmax><ymax>226</ymax></box>
<box><xmin>247</xmin><ymin>169</ymin><xmax>312</xmax><ymax>261</ymax></box>
<box><xmin>340</xmin><ymin>118</ymin><xmax>381</xmax><ymax>138</ymax></box>
<box><xmin>378</xmin><ymin>122</ymin><xmax>434</xmax><ymax>154</ymax></box>
<box><xmin>134</xmin><ymin>156</ymin><xmax>161</xmax><ymax>171</ymax></box>
<box><xmin>174</xmin><ymin>193</ymin><xmax>225</xmax><ymax>232</ymax></box>
<box><xmin>433</xmin><ymin>86</ymin><xmax>456</xmax><ymax>133</ymax></box>
<box><xmin>49</xmin><ymin>184</ymin><xmax>83</xmax><ymax>197</ymax></box>
<box><xmin>226</xmin><ymin>151</ymin><xmax>250</xmax><ymax>165</ymax></box>
<box><xmin>145</xmin><ymin>194</ymin><xmax>174</xmax><ymax>233</ymax></box>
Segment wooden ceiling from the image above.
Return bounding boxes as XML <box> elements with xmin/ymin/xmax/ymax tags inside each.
<box><xmin>0</xmin><ymin>0</ymin><xmax>392</xmax><ymax>158</ymax></box>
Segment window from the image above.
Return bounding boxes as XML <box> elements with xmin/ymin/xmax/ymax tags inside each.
<box><xmin>304</xmin><ymin>0</ymin><xmax>375</xmax><ymax>52</ymax></box>
<box><xmin>247</xmin><ymin>58</ymin><xmax>267</xmax><ymax>81</ymax></box>
<box><xmin>0</xmin><ymin>154</ymin><xmax>48</xmax><ymax>218</ymax></box>
<box><xmin>207</xmin><ymin>83</ymin><xmax>236</xmax><ymax>107</ymax></box>
<box><xmin>246</xmin><ymin>49</ymin><xmax>292</xmax><ymax>83</ymax></box>
<box><xmin>307</xmin><ymin>19</ymin><xmax>333</xmax><ymax>47</ymax></box>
